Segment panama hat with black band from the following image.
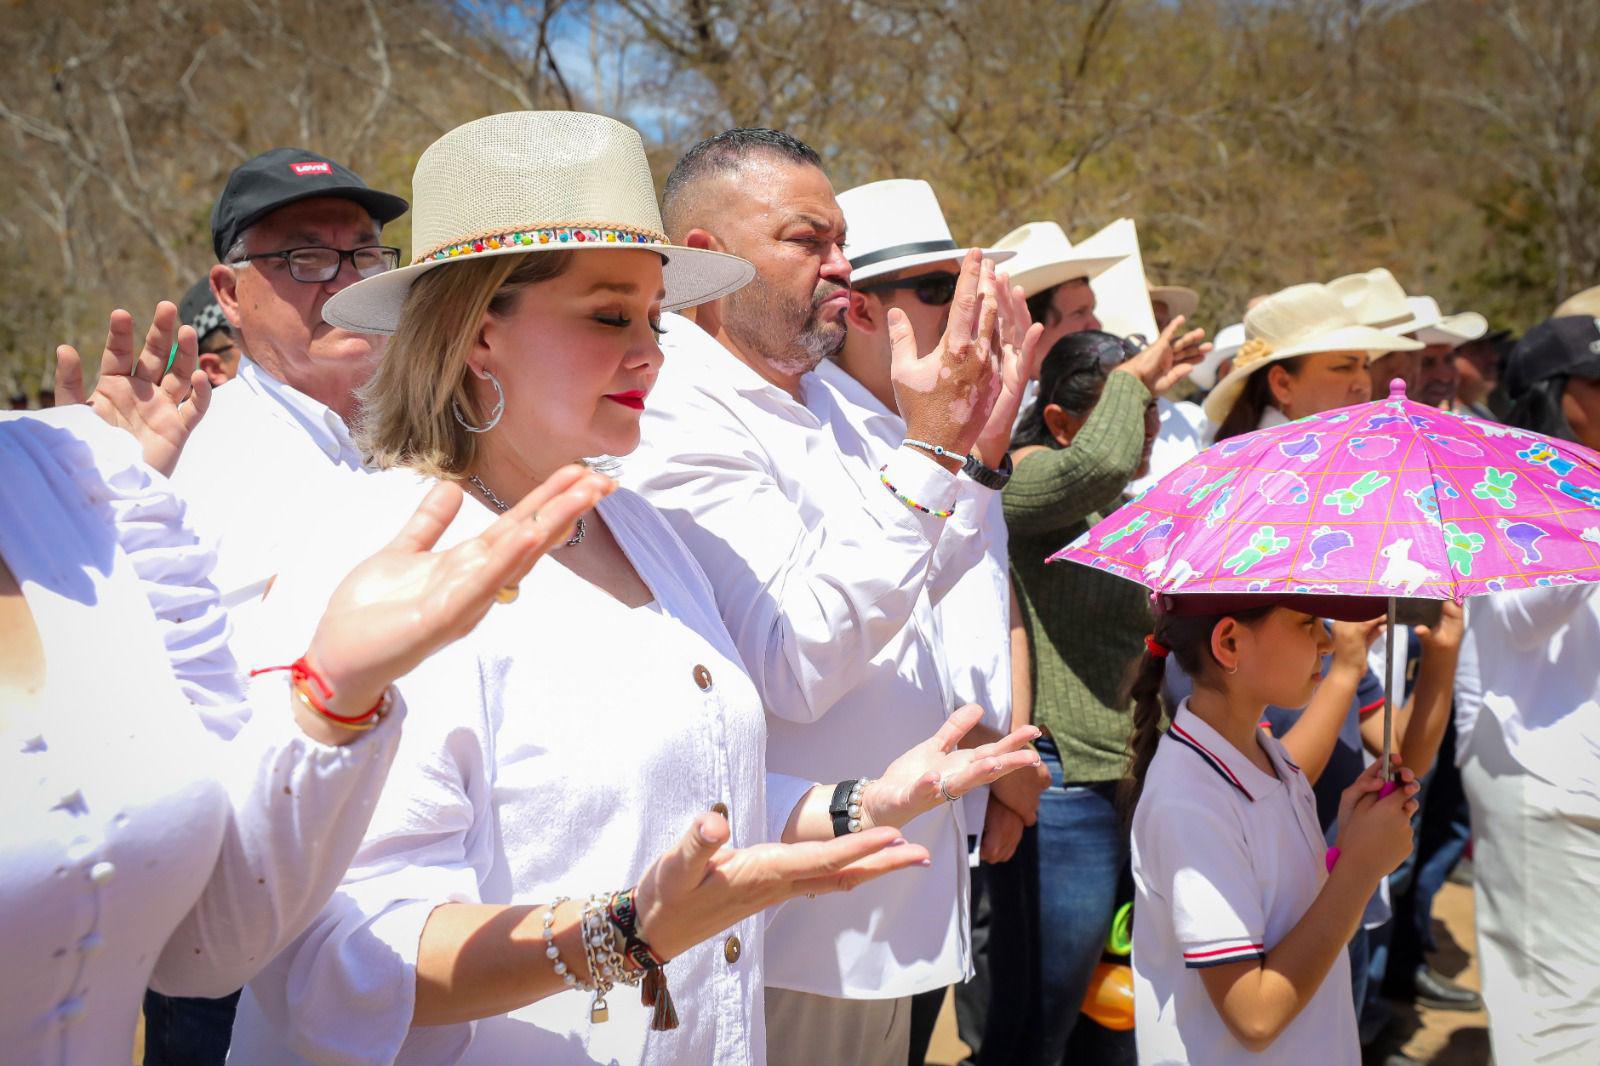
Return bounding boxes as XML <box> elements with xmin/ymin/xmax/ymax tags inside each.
<box><xmin>323</xmin><ymin>111</ymin><xmax>755</xmax><ymax>334</ymax></box>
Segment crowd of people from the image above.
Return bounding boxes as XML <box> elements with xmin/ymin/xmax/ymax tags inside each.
<box><xmin>3</xmin><ymin>108</ymin><xmax>1599</xmax><ymax>1066</ymax></box>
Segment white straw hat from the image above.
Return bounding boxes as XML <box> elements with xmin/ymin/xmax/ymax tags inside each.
<box><xmin>1328</xmin><ymin>268</ymin><xmax>1487</xmax><ymax>348</ymax></box>
<box><xmin>323</xmin><ymin>111</ymin><xmax>754</xmax><ymax>334</ymax></box>
<box><xmin>1148</xmin><ymin>283</ymin><xmax>1199</xmax><ymax>322</ymax></box>
<box><xmin>1201</xmin><ymin>283</ymin><xmax>1422</xmax><ymax>424</ymax></box>
<box><xmin>837</xmin><ymin>179</ymin><xmax>1012</xmax><ymax>285</ymax></box>
<box><xmin>1190</xmin><ymin>321</ymin><xmax>1243</xmax><ymax>390</ymax></box>
<box><xmin>1555</xmin><ymin>284</ymin><xmax>1600</xmax><ymax>318</ymax></box>
<box><xmin>988</xmin><ymin>221</ymin><xmax>1126</xmax><ymax>298</ymax></box>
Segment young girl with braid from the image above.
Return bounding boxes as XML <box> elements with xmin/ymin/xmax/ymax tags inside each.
<box><xmin>1123</xmin><ymin>594</ymin><xmax>1422</xmax><ymax>1064</ymax></box>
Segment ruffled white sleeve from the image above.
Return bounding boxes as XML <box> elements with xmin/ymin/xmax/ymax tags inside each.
<box><xmin>234</xmin><ymin>643</ymin><xmax>493</xmax><ymax>1066</ymax></box>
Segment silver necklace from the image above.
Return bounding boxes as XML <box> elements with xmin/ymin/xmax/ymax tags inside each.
<box><xmin>469</xmin><ymin>474</ymin><xmax>585</xmax><ymax>547</ymax></box>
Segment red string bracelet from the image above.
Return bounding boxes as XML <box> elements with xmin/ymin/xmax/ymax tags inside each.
<box><xmin>250</xmin><ymin>657</ymin><xmax>390</xmax><ymax>729</ymax></box>
<box><xmin>1144</xmin><ymin>634</ymin><xmax>1169</xmax><ymax>658</ymax></box>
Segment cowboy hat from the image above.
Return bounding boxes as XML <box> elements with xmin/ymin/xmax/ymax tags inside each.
<box><xmin>1190</xmin><ymin>321</ymin><xmax>1243</xmax><ymax>391</ymax></box>
<box><xmin>1148</xmin><ymin>282</ymin><xmax>1199</xmax><ymax>323</ymax></box>
<box><xmin>988</xmin><ymin>221</ymin><xmax>1126</xmax><ymax>298</ymax></box>
<box><xmin>1554</xmin><ymin>284</ymin><xmax>1600</xmax><ymax>319</ymax></box>
<box><xmin>1328</xmin><ymin>268</ymin><xmax>1488</xmax><ymax>349</ymax></box>
<box><xmin>837</xmin><ymin>179</ymin><xmax>1013</xmax><ymax>285</ymax></box>
<box><xmin>1201</xmin><ymin>283</ymin><xmax>1422</xmax><ymax>424</ymax></box>
<box><xmin>323</xmin><ymin>112</ymin><xmax>754</xmax><ymax>334</ymax></box>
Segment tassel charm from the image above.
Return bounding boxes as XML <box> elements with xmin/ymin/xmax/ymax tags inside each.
<box><xmin>643</xmin><ymin>969</ymin><xmax>679</xmax><ymax>1031</ymax></box>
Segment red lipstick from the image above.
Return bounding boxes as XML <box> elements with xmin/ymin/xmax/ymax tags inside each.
<box><xmin>605</xmin><ymin>389</ymin><xmax>646</xmax><ymax>411</ymax></box>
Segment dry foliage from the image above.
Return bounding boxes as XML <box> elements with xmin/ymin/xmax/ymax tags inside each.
<box><xmin>2</xmin><ymin>0</ymin><xmax>1596</xmax><ymax>396</ymax></box>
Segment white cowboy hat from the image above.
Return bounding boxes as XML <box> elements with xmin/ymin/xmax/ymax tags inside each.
<box><xmin>1555</xmin><ymin>284</ymin><xmax>1600</xmax><ymax>318</ymax></box>
<box><xmin>837</xmin><ymin>179</ymin><xmax>1013</xmax><ymax>285</ymax></box>
<box><xmin>1148</xmin><ymin>283</ymin><xmax>1199</xmax><ymax>322</ymax></box>
<box><xmin>323</xmin><ymin>112</ymin><xmax>754</xmax><ymax>334</ymax></box>
<box><xmin>988</xmin><ymin>221</ymin><xmax>1126</xmax><ymax>298</ymax></box>
<box><xmin>1202</xmin><ymin>283</ymin><xmax>1422</xmax><ymax>424</ymax></box>
<box><xmin>1328</xmin><ymin>268</ymin><xmax>1488</xmax><ymax>349</ymax></box>
<box><xmin>1190</xmin><ymin>320</ymin><xmax>1243</xmax><ymax>390</ymax></box>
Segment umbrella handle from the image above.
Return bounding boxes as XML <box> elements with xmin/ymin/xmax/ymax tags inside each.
<box><xmin>1382</xmin><ymin>596</ymin><xmax>1395</xmax><ymax>786</ymax></box>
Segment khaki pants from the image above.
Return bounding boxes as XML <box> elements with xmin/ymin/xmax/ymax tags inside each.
<box><xmin>764</xmin><ymin>987</ymin><xmax>912</xmax><ymax>1066</ymax></box>
<box><xmin>1462</xmin><ymin>712</ymin><xmax>1600</xmax><ymax>1064</ymax></box>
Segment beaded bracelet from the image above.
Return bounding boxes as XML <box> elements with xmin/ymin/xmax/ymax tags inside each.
<box><xmin>542</xmin><ymin>897</ymin><xmax>580</xmax><ymax>990</ymax></box>
<box><xmin>879</xmin><ymin>465</ymin><xmax>955</xmax><ymax>518</ymax></box>
<box><xmin>902</xmin><ymin>438</ymin><xmax>961</xmax><ymax>461</ymax></box>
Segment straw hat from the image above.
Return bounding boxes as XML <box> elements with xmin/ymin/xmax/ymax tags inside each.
<box><xmin>1554</xmin><ymin>283</ymin><xmax>1600</xmax><ymax>319</ymax></box>
<box><xmin>1201</xmin><ymin>283</ymin><xmax>1422</xmax><ymax>424</ymax></box>
<box><xmin>837</xmin><ymin>179</ymin><xmax>1012</xmax><ymax>285</ymax></box>
<box><xmin>323</xmin><ymin>112</ymin><xmax>754</xmax><ymax>334</ymax></box>
<box><xmin>1190</xmin><ymin>321</ymin><xmax>1243</xmax><ymax>390</ymax></box>
<box><xmin>1328</xmin><ymin>268</ymin><xmax>1487</xmax><ymax>348</ymax></box>
<box><xmin>1148</xmin><ymin>282</ymin><xmax>1199</xmax><ymax>322</ymax></box>
<box><xmin>988</xmin><ymin>221</ymin><xmax>1126</xmax><ymax>298</ymax></box>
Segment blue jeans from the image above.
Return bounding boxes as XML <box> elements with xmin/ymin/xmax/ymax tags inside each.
<box><xmin>141</xmin><ymin>989</ymin><xmax>239</xmax><ymax>1066</ymax></box>
<box><xmin>979</xmin><ymin>737</ymin><xmax>1133</xmax><ymax>1066</ymax></box>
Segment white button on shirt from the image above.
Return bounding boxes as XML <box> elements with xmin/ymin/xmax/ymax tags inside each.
<box><xmin>812</xmin><ymin>359</ymin><xmax>1013</xmax><ymax>846</ymax></box>
<box><xmin>1132</xmin><ymin>703</ymin><xmax>1358</xmax><ymax>1065</ymax></box>
<box><xmin>627</xmin><ymin>315</ymin><xmax>991</xmax><ymax>999</ymax></box>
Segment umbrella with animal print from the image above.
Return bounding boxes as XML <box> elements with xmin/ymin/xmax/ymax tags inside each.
<box><xmin>1052</xmin><ymin>379</ymin><xmax>1600</xmax><ymax>781</ymax></box>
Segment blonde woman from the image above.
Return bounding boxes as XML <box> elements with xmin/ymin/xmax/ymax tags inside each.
<box><xmin>230</xmin><ymin>111</ymin><xmax>1039</xmax><ymax>1065</ymax></box>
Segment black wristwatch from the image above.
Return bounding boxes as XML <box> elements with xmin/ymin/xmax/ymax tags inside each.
<box><xmin>829</xmin><ymin>779</ymin><xmax>865</xmax><ymax>837</ymax></box>
<box><xmin>962</xmin><ymin>452</ymin><xmax>1013</xmax><ymax>490</ymax></box>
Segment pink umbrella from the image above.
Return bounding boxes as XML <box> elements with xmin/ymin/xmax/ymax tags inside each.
<box><xmin>1053</xmin><ymin>381</ymin><xmax>1600</xmax><ymax>781</ymax></box>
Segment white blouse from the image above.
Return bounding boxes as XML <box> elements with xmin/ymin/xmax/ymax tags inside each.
<box><xmin>0</xmin><ymin>407</ymin><xmax>404</xmax><ymax>1066</ymax></box>
<box><xmin>230</xmin><ymin>477</ymin><xmax>796</xmax><ymax>1065</ymax></box>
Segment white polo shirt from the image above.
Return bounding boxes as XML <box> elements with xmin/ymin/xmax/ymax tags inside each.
<box><xmin>1131</xmin><ymin>703</ymin><xmax>1358</xmax><ymax>1065</ymax></box>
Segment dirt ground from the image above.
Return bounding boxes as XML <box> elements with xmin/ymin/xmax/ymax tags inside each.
<box><xmin>925</xmin><ymin>879</ymin><xmax>1490</xmax><ymax>1065</ymax></box>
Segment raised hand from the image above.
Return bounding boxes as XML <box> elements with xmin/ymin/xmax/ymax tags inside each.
<box><xmin>858</xmin><ymin>704</ymin><xmax>1042</xmax><ymax>831</ymax></box>
<box><xmin>1329</xmin><ymin>616</ymin><xmax>1385</xmax><ymax>679</ymax></box>
<box><xmin>890</xmin><ymin>249</ymin><xmax>1005</xmax><ymax>470</ymax></box>
<box><xmin>299</xmin><ymin>466</ymin><xmax>615</xmax><ymax>735</ymax></box>
<box><xmin>631</xmin><ymin>812</ymin><xmax>931</xmax><ymax>963</ymax></box>
<box><xmin>1416</xmin><ymin>599</ymin><xmax>1465</xmax><ymax>654</ymax></box>
<box><xmin>1114</xmin><ymin>314</ymin><xmax>1210</xmax><ymax>397</ymax></box>
<box><xmin>971</xmin><ymin>271</ymin><xmax>1047</xmax><ymax>468</ymax></box>
<box><xmin>56</xmin><ymin>303</ymin><xmax>209</xmax><ymax>477</ymax></box>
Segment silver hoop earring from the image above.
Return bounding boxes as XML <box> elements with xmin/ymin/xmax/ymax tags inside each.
<box><xmin>453</xmin><ymin>369</ymin><xmax>505</xmax><ymax>433</ymax></box>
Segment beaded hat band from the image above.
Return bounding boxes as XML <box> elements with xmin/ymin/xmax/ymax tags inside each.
<box><xmin>323</xmin><ymin>111</ymin><xmax>755</xmax><ymax>335</ymax></box>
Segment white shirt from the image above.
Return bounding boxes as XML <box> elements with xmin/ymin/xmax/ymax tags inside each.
<box><xmin>1132</xmin><ymin>703</ymin><xmax>1358</xmax><ymax>1066</ymax></box>
<box><xmin>626</xmin><ymin>315</ymin><xmax>991</xmax><ymax>998</ymax></box>
<box><xmin>1457</xmin><ymin>584</ymin><xmax>1600</xmax><ymax>799</ymax></box>
<box><xmin>172</xmin><ymin>356</ymin><xmax>367</xmax><ymax>634</ymax></box>
<box><xmin>0</xmin><ymin>408</ymin><xmax>403</xmax><ymax>1064</ymax></box>
<box><xmin>1128</xmin><ymin>398</ymin><xmax>1210</xmax><ymax>496</ymax></box>
<box><xmin>812</xmin><ymin>359</ymin><xmax>1013</xmax><ymax>847</ymax></box>
<box><xmin>230</xmin><ymin>476</ymin><xmax>794</xmax><ymax>1065</ymax></box>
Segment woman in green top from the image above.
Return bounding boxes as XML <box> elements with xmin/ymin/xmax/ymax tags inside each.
<box><xmin>980</xmin><ymin>322</ymin><xmax>1201</xmax><ymax>1065</ymax></box>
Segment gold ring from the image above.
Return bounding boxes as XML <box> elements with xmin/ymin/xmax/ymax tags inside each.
<box><xmin>495</xmin><ymin>584</ymin><xmax>520</xmax><ymax>604</ymax></box>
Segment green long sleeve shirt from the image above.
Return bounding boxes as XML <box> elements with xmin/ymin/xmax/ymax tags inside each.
<box><xmin>1004</xmin><ymin>370</ymin><xmax>1156</xmax><ymax>784</ymax></box>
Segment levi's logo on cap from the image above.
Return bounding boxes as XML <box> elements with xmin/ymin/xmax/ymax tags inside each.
<box><xmin>290</xmin><ymin>161</ymin><xmax>333</xmax><ymax>176</ymax></box>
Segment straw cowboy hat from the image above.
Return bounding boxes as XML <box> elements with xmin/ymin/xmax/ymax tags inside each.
<box><xmin>1148</xmin><ymin>282</ymin><xmax>1199</xmax><ymax>322</ymax></box>
<box><xmin>1201</xmin><ymin>282</ymin><xmax>1421</xmax><ymax>424</ymax></box>
<box><xmin>1191</xmin><ymin>320</ymin><xmax>1243</xmax><ymax>391</ymax></box>
<box><xmin>1328</xmin><ymin>268</ymin><xmax>1487</xmax><ymax>348</ymax></box>
<box><xmin>837</xmin><ymin>179</ymin><xmax>1013</xmax><ymax>285</ymax></box>
<box><xmin>323</xmin><ymin>112</ymin><xmax>755</xmax><ymax>334</ymax></box>
<box><xmin>988</xmin><ymin>221</ymin><xmax>1126</xmax><ymax>299</ymax></box>
<box><xmin>1554</xmin><ymin>284</ymin><xmax>1600</xmax><ymax>319</ymax></box>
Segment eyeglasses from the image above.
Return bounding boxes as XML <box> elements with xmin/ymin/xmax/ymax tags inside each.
<box><xmin>233</xmin><ymin>245</ymin><xmax>401</xmax><ymax>283</ymax></box>
<box><xmin>859</xmin><ymin>272</ymin><xmax>960</xmax><ymax>307</ymax></box>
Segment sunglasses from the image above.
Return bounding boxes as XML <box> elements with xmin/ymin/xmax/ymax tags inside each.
<box><xmin>859</xmin><ymin>272</ymin><xmax>960</xmax><ymax>307</ymax></box>
<box><xmin>1085</xmin><ymin>333</ymin><xmax>1149</xmax><ymax>366</ymax></box>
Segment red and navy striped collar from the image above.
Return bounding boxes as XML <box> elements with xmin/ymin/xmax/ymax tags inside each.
<box><xmin>1166</xmin><ymin>705</ymin><xmax>1301</xmax><ymax>802</ymax></box>
<box><xmin>1167</xmin><ymin>718</ymin><xmax>1256</xmax><ymax>801</ymax></box>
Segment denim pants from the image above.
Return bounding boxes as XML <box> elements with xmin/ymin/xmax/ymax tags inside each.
<box><xmin>979</xmin><ymin>736</ymin><xmax>1133</xmax><ymax>1066</ymax></box>
<box><xmin>142</xmin><ymin>989</ymin><xmax>240</xmax><ymax>1066</ymax></box>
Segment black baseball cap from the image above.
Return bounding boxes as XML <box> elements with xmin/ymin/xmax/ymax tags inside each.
<box><xmin>210</xmin><ymin>147</ymin><xmax>409</xmax><ymax>261</ymax></box>
<box><xmin>1504</xmin><ymin>315</ymin><xmax>1600</xmax><ymax>397</ymax></box>
<box><xmin>178</xmin><ymin>277</ymin><xmax>228</xmax><ymax>344</ymax></box>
